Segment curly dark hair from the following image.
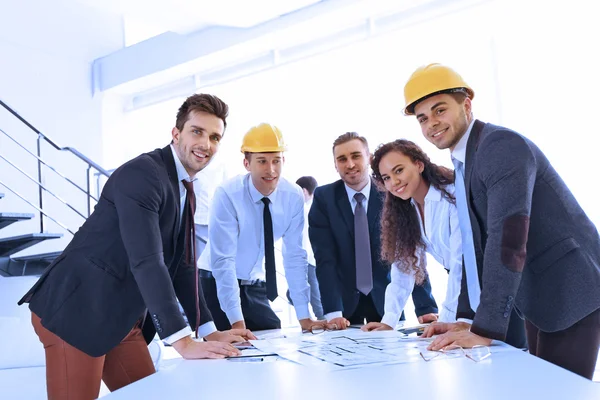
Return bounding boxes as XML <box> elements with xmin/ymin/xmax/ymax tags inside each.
<box><xmin>371</xmin><ymin>139</ymin><xmax>455</xmax><ymax>283</ymax></box>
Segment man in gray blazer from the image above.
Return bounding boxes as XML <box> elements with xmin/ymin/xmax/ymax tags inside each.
<box><xmin>404</xmin><ymin>63</ymin><xmax>600</xmax><ymax>379</ymax></box>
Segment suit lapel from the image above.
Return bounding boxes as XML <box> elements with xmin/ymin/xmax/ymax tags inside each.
<box><xmin>464</xmin><ymin>119</ymin><xmax>486</xmax><ymax>258</ymax></box>
<box><xmin>335</xmin><ymin>181</ymin><xmax>355</xmax><ymax>238</ymax></box>
<box><xmin>367</xmin><ymin>179</ymin><xmax>382</xmax><ymax>236</ymax></box>
<box><xmin>464</xmin><ymin>119</ymin><xmax>485</xmax><ymax>200</ymax></box>
<box><xmin>161</xmin><ymin>145</ymin><xmax>182</xmax><ymax>253</ymax></box>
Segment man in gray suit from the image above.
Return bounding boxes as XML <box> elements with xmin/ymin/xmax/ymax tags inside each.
<box><xmin>405</xmin><ymin>63</ymin><xmax>600</xmax><ymax>379</ymax></box>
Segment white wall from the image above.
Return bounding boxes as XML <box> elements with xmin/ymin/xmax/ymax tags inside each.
<box><xmin>490</xmin><ymin>0</ymin><xmax>600</xmax><ymax>224</ymax></box>
<box><xmin>0</xmin><ymin>1</ymin><xmax>124</xmax><ymax>255</ymax></box>
<box><xmin>106</xmin><ymin>0</ymin><xmax>600</xmax><ymax>316</ymax></box>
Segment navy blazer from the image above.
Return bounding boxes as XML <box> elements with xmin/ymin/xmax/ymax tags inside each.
<box><xmin>19</xmin><ymin>146</ymin><xmax>212</xmax><ymax>357</ymax></box>
<box><xmin>309</xmin><ymin>179</ymin><xmax>438</xmax><ymax>319</ymax></box>
<box><xmin>459</xmin><ymin>120</ymin><xmax>600</xmax><ymax>341</ymax></box>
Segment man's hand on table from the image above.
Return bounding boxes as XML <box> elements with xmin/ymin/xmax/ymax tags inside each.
<box><xmin>361</xmin><ymin>322</ymin><xmax>393</xmax><ymax>331</ymax></box>
<box><xmin>422</xmin><ymin>321</ymin><xmax>471</xmax><ymax>338</ymax></box>
<box><xmin>204</xmin><ymin>329</ymin><xmax>257</xmax><ymax>343</ymax></box>
<box><xmin>418</xmin><ymin>313</ymin><xmax>438</xmax><ymax>324</ymax></box>
<box><xmin>172</xmin><ymin>336</ymin><xmax>241</xmax><ymax>359</ymax></box>
<box><xmin>427</xmin><ymin>330</ymin><xmax>492</xmax><ymax>351</ymax></box>
<box><xmin>326</xmin><ymin>317</ymin><xmax>351</xmax><ymax>330</ymax></box>
<box><xmin>299</xmin><ymin>318</ymin><xmax>340</xmax><ymax>333</ymax></box>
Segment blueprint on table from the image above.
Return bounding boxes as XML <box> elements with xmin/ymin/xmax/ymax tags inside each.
<box><xmin>250</xmin><ymin>329</ymin><xmax>518</xmax><ymax>371</ymax></box>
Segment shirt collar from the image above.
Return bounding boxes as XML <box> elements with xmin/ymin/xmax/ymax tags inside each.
<box><xmin>410</xmin><ymin>184</ymin><xmax>442</xmax><ymax>207</ymax></box>
<box><xmin>450</xmin><ymin>119</ymin><xmax>476</xmax><ymax>164</ymax></box>
<box><xmin>247</xmin><ymin>174</ymin><xmax>279</xmax><ymax>204</ymax></box>
<box><xmin>170</xmin><ymin>144</ymin><xmax>195</xmax><ymax>184</ymax></box>
<box><xmin>344</xmin><ymin>178</ymin><xmax>371</xmax><ymax>202</ymax></box>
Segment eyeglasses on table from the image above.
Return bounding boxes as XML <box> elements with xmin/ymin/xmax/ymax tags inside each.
<box><xmin>420</xmin><ymin>344</ymin><xmax>491</xmax><ymax>362</ymax></box>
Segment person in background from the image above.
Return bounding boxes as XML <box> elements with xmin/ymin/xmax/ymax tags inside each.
<box><xmin>362</xmin><ymin>139</ymin><xmax>468</xmax><ymax>331</ymax></box>
<box><xmin>285</xmin><ymin>176</ymin><xmax>325</xmax><ymax>320</ymax></box>
<box><xmin>309</xmin><ymin>132</ymin><xmax>439</xmax><ymax>330</ymax></box>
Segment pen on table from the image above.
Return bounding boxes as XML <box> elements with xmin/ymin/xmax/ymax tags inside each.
<box><xmin>233</xmin><ymin>341</ymin><xmax>254</xmax><ymax>350</ymax></box>
<box><xmin>226</xmin><ymin>357</ymin><xmax>264</xmax><ymax>362</ymax></box>
<box><xmin>227</xmin><ymin>353</ymin><xmax>278</xmax><ymax>359</ymax></box>
<box><xmin>398</xmin><ymin>324</ymin><xmax>430</xmax><ymax>335</ymax></box>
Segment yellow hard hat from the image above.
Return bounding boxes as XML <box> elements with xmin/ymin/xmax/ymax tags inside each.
<box><xmin>403</xmin><ymin>63</ymin><xmax>474</xmax><ymax>115</ymax></box>
<box><xmin>240</xmin><ymin>123</ymin><xmax>287</xmax><ymax>153</ymax></box>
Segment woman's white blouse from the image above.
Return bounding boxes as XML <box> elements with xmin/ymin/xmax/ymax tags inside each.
<box><xmin>380</xmin><ymin>184</ymin><xmax>465</xmax><ymax>327</ymax></box>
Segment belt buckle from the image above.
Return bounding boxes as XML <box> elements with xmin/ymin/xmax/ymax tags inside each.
<box><xmin>240</xmin><ymin>279</ymin><xmax>264</xmax><ymax>286</ymax></box>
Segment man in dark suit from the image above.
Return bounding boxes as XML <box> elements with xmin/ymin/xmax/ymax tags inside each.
<box><xmin>309</xmin><ymin>132</ymin><xmax>438</xmax><ymax>330</ymax></box>
<box><xmin>406</xmin><ymin>63</ymin><xmax>600</xmax><ymax>379</ymax></box>
<box><xmin>18</xmin><ymin>94</ymin><xmax>254</xmax><ymax>399</ymax></box>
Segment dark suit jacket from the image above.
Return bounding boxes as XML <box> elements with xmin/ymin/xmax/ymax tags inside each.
<box><xmin>19</xmin><ymin>145</ymin><xmax>212</xmax><ymax>357</ymax></box>
<box><xmin>309</xmin><ymin>179</ymin><xmax>438</xmax><ymax>319</ymax></box>
<box><xmin>459</xmin><ymin>120</ymin><xmax>600</xmax><ymax>341</ymax></box>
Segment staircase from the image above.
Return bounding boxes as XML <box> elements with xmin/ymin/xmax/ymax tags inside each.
<box><xmin>0</xmin><ymin>193</ymin><xmax>63</xmax><ymax>276</ymax></box>
<box><xmin>0</xmin><ymin>99</ymin><xmax>111</xmax><ymax>277</ymax></box>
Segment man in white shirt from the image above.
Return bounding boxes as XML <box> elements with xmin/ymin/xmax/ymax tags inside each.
<box><xmin>202</xmin><ymin>123</ymin><xmax>330</xmax><ymax>332</ymax></box>
<box><xmin>285</xmin><ymin>176</ymin><xmax>324</xmax><ymax>320</ymax></box>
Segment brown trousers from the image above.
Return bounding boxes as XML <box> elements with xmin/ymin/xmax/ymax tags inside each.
<box><xmin>525</xmin><ymin>307</ymin><xmax>600</xmax><ymax>380</ymax></box>
<box><xmin>32</xmin><ymin>312</ymin><xmax>156</xmax><ymax>400</ymax></box>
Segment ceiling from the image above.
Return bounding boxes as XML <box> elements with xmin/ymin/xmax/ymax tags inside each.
<box><xmin>75</xmin><ymin>0</ymin><xmax>322</xmax><ymax>43</ymax></box>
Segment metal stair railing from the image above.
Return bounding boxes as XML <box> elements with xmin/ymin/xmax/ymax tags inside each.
<box><xmin>0</xmin><ymin>98</ymin><xmax>111</xmax><ymax>235</ymax></box>
<box><xmin>0</xmin><ymin>179</ymin><xmax>73</xmax><ymax>234</ymax></box>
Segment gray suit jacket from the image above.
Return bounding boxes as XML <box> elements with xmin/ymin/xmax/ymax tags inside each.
<box><xmin>460</xmin><ymin>120</ymin><xmax>600</xmax><ymax>341</ymax></box>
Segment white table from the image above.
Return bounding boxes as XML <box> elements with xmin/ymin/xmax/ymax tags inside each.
<box><xmin>104</xmin><ymin>329</ymin><xmax>600</xmax><ymax>400</ymax></box>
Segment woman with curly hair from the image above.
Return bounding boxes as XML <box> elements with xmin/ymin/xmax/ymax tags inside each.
<box><xmin>362</xmin><ymin>139</ymin><xmax>473</xmax><ymax>331</ymax></box>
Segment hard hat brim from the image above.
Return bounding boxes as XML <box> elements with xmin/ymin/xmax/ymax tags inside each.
<box><xmin>240</xmin><ymin>146</ymin><xmax>287</xmax><ymax>153</ymax></box>
<box><xmin>404</xmin><ymin>87</ymin><xmax>474</xmax><ymax>116</ymax></box>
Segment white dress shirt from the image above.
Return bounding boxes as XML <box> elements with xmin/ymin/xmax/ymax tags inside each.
<box><xmin>303</xmin><ymin>199</ymin><xmax>316</xmax><ymax>266</ymax></box>
<box><xmin>344</xmin><ymin>179</ymin><xmax>371</xmax><ymax>214</ymax></box>
<box><xmin>324</xmin><ymin>179</ymin><xmax>372</xmax><ymax>322</ymax></box>
<box><xmin>380</xmin><ymin>184</ymin><xmax>464</xmax><ymax>328</ymax></box>
<box><xmin>209</xmin><ymin>174</ymin><xmax>310</xmax><ymax>324</ymax></box>
<box><xmin>163</xmin><ymin>145</ymin><xmax>217</xmax><ymax>344</ymax></box>
<box><xmin>450</xmin><ymin>119</ymin><xmax>475</xmax><ymax>167</ymax></box>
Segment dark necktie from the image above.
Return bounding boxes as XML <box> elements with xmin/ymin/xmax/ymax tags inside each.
<box><xmin>182</xmin><ymin>180</ymin><xmax>201</xmax><ymax>337</ymax></box>
<box><xmin>354</xmin><ymin>192</ymin><xmax>373</xmax><ymax>295</ymax></box>
<box><xmin>261</xmin><ymin>197</ymin><xmax>278</xmax><ymax>301</ymax></box>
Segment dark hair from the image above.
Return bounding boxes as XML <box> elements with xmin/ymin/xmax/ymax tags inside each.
<box><xmin>332</xmin><ymin>132</ymin><xmax>369</xmax><ymax>154</ymax></box>
<box><xmin>296</xmin><ymin>176</ymin><xmax>318</xmax><ymax>195</ymax></box>
<box><xmin>175</xmin><ymin>94</ymin><xmax>229</xmax><ymax>131</ymax></box>
<box><xmin>371</xmin><ymin>139</ymin><xmax>454</xmax><ymax>283</ymax></box>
